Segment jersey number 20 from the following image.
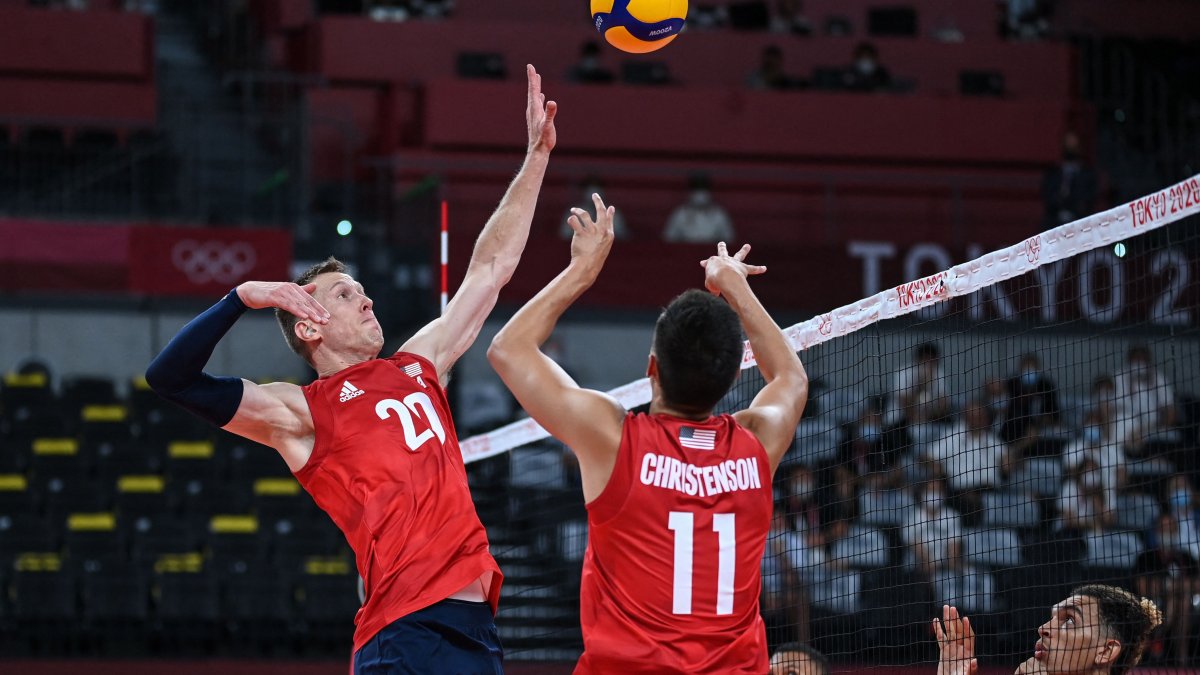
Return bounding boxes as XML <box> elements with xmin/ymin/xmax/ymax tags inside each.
<box><xmin>667</xmin><ymin>511</ymin><xmax>736</xmax><ymax>616</ymax></box>
<box><xmin>375</xmin><ymin>393</ymin><xmax>446</xmax><ymax>451</ymax></box>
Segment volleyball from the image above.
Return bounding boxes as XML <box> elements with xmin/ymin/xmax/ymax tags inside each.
<box><xmin>591</xmin><ymin>0</ymin><xmax>688</xmax><ymax>54</ymax></box>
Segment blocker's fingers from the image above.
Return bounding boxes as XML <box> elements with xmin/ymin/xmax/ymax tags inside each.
<box><xmin>545</xmin><ymin>99</ymin><xmax>558</xmax><ymax>120</ymax></box>
<box><xmin>746</xmin><ymin>264</ymin><xmax>767</xmax><ymax>275</ymax></box>
<box><xmin>933</xmin><ymin>617</ymin><xmax>946</xmax><ymax>643</ymax></box>
<box><xmin>592</xmin><ymin>192</ymin><xmax>607</xmax><ymax>215</ymax></box>
<box><xmin>717</xmin><ymin>241</ymin><xmax>729</xmax><ymax>257</ymax></box>
<box><xmin>572</xmin><ymin>207</ymin><xmax>595</xmax><ymax>229</ymax></box>
<box><xmin>733</xmin><ymin>243</ymin><xmax>752</xmax><ymax>262</ymax></box>
<box><xmin>566</xmin><ymin>213</ymin><xmax>585</xmax><ymax>235</ymax></box>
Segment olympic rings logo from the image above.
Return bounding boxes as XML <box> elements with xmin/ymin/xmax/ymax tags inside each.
<box><xmin>171</xmin><ymin>239</ymin><xmax>258</xmax><ymax>285</ymax></box>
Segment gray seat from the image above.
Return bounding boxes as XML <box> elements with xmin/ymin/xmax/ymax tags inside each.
<box><xmin>830</xmin><ymin>525</ymin><xmax>889</xmax><ymax>569</ymax></box>
<box><xmin>810</xmin><ymin>569</ymin><xmax>861</xmax><ymax>614</ymax></box>
<box><xmin>1115</xmin><ymin>493</ymin><xmax>1159</xmax><ymax>532</ymax></box>
<box><xmin>963</xmin><ymin>527</ymin><xmax>1022</xmax><ymax>568</ymax></box>
<box><xmin>982</xmin><ymin>490</ymin><xmax>1039</xmax><ymax>529</ymax></box>
<box><xmin>1012</xmin><ymin>458</ymin><xmax>1063</xmax><ymax>498</ymax></box>
<box><xmin>1084</xmin><ymin>531</ymin><xmax>1143</xmax><ymax>569</ymax></box>
<box><xmin>793</xmin><ymin>419</ymin><xmax>841</xmax><ymax>465</ymax></box>
<box><xmin>859</xmin><ymin>489</ymin><xmax>916</xmax><ymax>528</ymax></box>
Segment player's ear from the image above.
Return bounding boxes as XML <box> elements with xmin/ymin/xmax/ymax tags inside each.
<box><xmin>646</xmin><ymin>354</ymin><xmax>658</xmax><ymax>379</ymax></box>
<box><xmin>295</xmin><ymin>319</ymin><xmax>321</xmax><ymax>346</ymax></box>
<box><xmin>1096</xmin><ymin>639</ymin><xmax>1121</xmax><ymax>667</ymax></box>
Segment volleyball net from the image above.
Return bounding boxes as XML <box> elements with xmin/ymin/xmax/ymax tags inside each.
<box><xmin>460</xmin><ymin>174</ymin><xmax>1200</xmax><ymax>667</ymax></box>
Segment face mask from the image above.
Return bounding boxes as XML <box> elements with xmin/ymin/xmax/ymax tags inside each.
<box><xmin>794</xmin><ymin>479</ymin><xmax>815</xmax><ymax>497</ymax></box>
<box><xmin>856</xmin><ymin>58</ymin><xmax>876</xmax><ymax>75</ymax></box>
<box><xmin>926</xmin><ymin>490</ymin><xmax>945</xmax><ymax>504</ymax></box>
<box><xmin>689</xmin><ymin>190</ymin><xmax>712</xmax><ymax>206</ymax></box>
<box><xmin>1083</xmin><ymin>427</ymin><xmax>1103</xmax><ymax>444</ymax></box>
<box><xmin>1021</xmin><ymin>370</ymin><xmax>1039</xmax><ymax>386</ymax></box>
<box><xmin>1161</xmin><ymin>532</ymin><xmax>1180</xmax><ymax>549</ymax></box>
<box><xmin>1172</xmin><ymin>491</ymin><xmax>1191</xmax><ymax>511</ymax></box>
<box><xmin>1081</xmin><ymin>471</ymin><xmax>1102</xmax><ymax>490</ymax></box>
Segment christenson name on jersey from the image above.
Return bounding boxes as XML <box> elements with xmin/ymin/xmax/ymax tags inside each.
<box><xmin>639</xmin><ymin>453</ymin><xmax>763</xmax><ymax>497</ymax></box>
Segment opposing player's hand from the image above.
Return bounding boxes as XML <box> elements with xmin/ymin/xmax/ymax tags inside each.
<box><xmin>526</xmin><ymin>64</ymin><xmax>557</xmax><ymax>154</ymax></box>
<box><xmin>236</xmin><ymin>281</ymin><xmax>330</xmax><ymax>323</ymax></box>
<box><xmin>567</xmin><ymin>193</ymin><xmax>616</xmax><ymax>274</ymax></box>
<box><xmin>701</xmin><ymin>242</ymin><xmax>767</xmax><ymax>297</ymax></box>
<box><xmin>934</xmin><ymin>605</ymin><xmax>978</xmax><ymax>675</ymax></box>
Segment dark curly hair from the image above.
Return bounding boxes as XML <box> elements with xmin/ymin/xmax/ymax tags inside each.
<box><xmin>1072</xmin><ymin>584</ymin><xmax>1163</xmax><ymax>675</ymax></box>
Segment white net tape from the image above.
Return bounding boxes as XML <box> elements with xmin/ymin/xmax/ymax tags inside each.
<box><xmin>460</xmin><ymin>173</ymin><xmax>1200</xmax><ymax>463</ymax></box>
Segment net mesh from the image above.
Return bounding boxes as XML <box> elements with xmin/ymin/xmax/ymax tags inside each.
<box><xmin>462</xmin><ymin>176</ymin><xmax>1200</xmax><ymax>669</ymax></box>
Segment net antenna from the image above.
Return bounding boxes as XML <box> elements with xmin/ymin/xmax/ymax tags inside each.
<box><xmin>461</xmin><ymin>173</ymin><xmax>1200</xmax><ymax>463</ymax></box>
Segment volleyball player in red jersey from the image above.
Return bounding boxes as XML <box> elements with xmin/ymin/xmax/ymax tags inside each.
<box><xmin>145</xmin><ymin>65</ymin><xmax>558</xmax><ymax>673</ymax></box>
<box><xmin>488</xmin><ymin>197</ymin><xmax>809</xmax><ymax>673</ymax></box>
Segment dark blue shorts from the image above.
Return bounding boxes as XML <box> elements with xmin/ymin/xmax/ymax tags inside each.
<box><xmin>353</xmin><ymin>599</ymin><xmax>504</xmax><ymax>675</ymax></box>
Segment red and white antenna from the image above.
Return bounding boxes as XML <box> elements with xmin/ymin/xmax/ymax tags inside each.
<box><xmin>440</xmin><ymin>199</ymin><xmax>449</xmax><ymax>314</ymax></box>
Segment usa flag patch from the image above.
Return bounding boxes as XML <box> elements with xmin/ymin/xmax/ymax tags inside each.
<box><xmin>403</xmin><ymin>363</ymin><xmax>422</xmax><ymax>378</ymax></box>
<box><xmin>679</xmin><ymin>426</ymin><xmax>716</xmax><ymax>450</ymax></box>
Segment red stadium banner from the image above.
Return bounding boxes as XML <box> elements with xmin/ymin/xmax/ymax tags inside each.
<box><xmin>128</xmin><ymin>226</ymin><xmax>292</xmax><ymax>297</ymax></box>
<box><xmin>0</xmin><ymin>219</ymin><xmax>291</xmax><ymax>297</ymax></box>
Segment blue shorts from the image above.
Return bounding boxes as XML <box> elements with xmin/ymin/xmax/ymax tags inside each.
<box><xmin>353</xmin><ymin>599</ymin><xmax>504</xmax><ymax>675</ymax></box>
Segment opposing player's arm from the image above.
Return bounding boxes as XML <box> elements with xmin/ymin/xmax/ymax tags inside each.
<box><xmin>488</xmin><ymin>195</ymin><xmax>626</xmax><ymax>503</ymax></box>
<box><xmin>705</xmin><ymin>244</ymin><xmax>808</xmax><ymax>473</ymax></box>
<box><xmin>401</xmin><ymin>64</ymin><xmax>557</xmax><ymax>383</ymax></box>
<box><xmin>146</xmin><ymin>281</ymin><xmax>328</xmax><ymax>471</ymax></box>
<box><xmin>934</xmin><ymin>605</ymin><xmax>979</xmax><ymax>675</ymax></box>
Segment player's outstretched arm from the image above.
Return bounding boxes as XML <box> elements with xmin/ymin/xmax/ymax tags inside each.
<box><xmin>709</xmin><ymin>243</ymin><xmax>808</xmax><ymax>472</ymax></box>
<box><xmin>147</xmin><ymin>281</ymin><xmax>328</xmax><ymax>471</ymax></box>
<box><xmin>488</xmin><ymin>195</ymin><xmax>625</xmax><ymax>503</ymax></box>
<box><xmin>401</xmin><ymin>64</ymin><xmax>557</xmax><ymax>383</ymax></box>
<box><xmin>934</xmin><ymin>605</ymin><xmax>979</xmax><ymax>675</ymax></box>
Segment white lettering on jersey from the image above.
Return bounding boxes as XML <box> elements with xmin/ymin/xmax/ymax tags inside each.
<box><xmin>639</xmin><ymin>453</ymin><xmax>762</xmax><ymax>497</ymax></box>
<box><xmin>375</xmin><ymin>392</ymin><xmax>447</xmax><ymax>451</ymax></box>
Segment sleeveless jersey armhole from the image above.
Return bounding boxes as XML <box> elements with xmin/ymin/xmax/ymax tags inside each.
<box><xmin>585</xmin><ymin>412</ymin><xmax>637</xmax><ymax>526</ymax></box>
<box><xmin>295</xmin><ymin>381</ymin><xmax>335</xmax><ymax>480</ymax></box>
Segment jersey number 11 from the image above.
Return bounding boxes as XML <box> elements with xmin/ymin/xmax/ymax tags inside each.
<box><xmin>667</xmin><ymin>511</ymin><xmax>735</xmax><ymax>616</ymax></box>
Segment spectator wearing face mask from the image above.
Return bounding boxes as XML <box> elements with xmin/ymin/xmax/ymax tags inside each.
<box><xmin>567</xmin><ymin>41</ymin><xmax>615</xmax><ymax>85</ymax></box>
<box><xmin>1001</xmin><ymin>353</ymin><xmax>1060</xmax><ymax>445</ymax></box>
<box><xmin>1041</xmin><ymin>130</ymin><xmax>1098</xmax><ymax>229</ymax></box>
<box><xmin>1057</xmin><ymin>457</ymin><xmax>1113</xmax><ymax>535</ymax></box>
<box><xmin>1133</xmin><ymin>513</ymin><xmax>1196</xmax><ymax>666</ymax></box>
<box><xmin>762</xmin><ymin>500</ymin><xmax>820</xmax><ymax>646</ymax></box>
<box><xmin>846</xmin><ymin>42</ymin><xmax>891</xmax><ymax>92</ymax></box>
<box><xmin>1062</xmin><ymin>410</ymin><xmax>1127</xmax><ymax>505</ymax></box>
<box><xmin>902</xmin><ymin>479</ymin><xmax>962</xmax><ymax>580</ymax></box>
<box><xmin>981</xmin><ymin>377</ymin><xmax>1010</xmax><ymax>435</ymax></box>
<box><xmin>662</xmin><ymin>173</ymin><xmax>735</xmax><ymax>243</ymax></box>
<box><xmin>560</xmin><ymin>177</ymin><xmax>629</xmax><ymax>239</ymax></box>
<box><xmin>1113</xmin><ymin>345</ymin><xmax>1178</xmax><ymax>456</ymax></box>
<box><xmin>1164</xmin><ymin>476</ymin><xmax>1200</xmax><ymax>562</ymax></box>
<box><xmin>1089</xmin><ymin>375</ymin><xmax>1138</xmax><ymax>452</ymax></box>
<box><xmin>924</xmin><ymin>402</ymin><xmax>1008</xmax><ymax>526</ymax></box>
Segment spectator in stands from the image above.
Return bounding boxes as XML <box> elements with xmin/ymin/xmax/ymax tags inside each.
<box><xmin>782</xmin><ymin>464</ymin><xmax>823</xmax><ymax>535</ymax></box>
<box><xmin>1114</xmin><ymin>345</ymin><xmax>1178</xmax><ymax>454</ymax></box>
<box><xmin>1133</xmin><ymin>513</ymin><xmax>1195</xmax><ymax>666</ymax></box>
<box><xmin>933</xmin><ymin>537</ymin><xmax>996</xmax><ymax>616</ymax></box>
<box><xmin>1041</xmin><ymin>130</ymin><xmax>1098</xmax><ymax>228</ymax></box>
<box><xmin>1062</xmin><ymin>410</ymin><xmax>1126</xmax><ymax>509</ymax></box>
<box><xmin>1057</xmin><ymin>457</ymin><xmax>1113</xmax><ymax>535</ymax></box>
<box><xmin>747</xmin><ymin>46</ymin><xmax>796</xmax><ymax>91</ymax></box>
<box><xmin>902</xmin><ymin>479</ymin><xmax>963</xmax><ymax>579</ymax></box>
<box><xmin>1001</xmin><ymin>352</ymin><xmax>1060</xmax><ymax>445</ymax></box>
<box><xmin>662</xmin><ymin>173</ymin><xmax>736</xmax><ymax>243</ymax></box>
<box><xmin>1165</xmin><ymin>475</ymin><xmax>1200</xmax><ymax>563</ymax></box>
<box><xmin>885</xmin><ymin>342</ymin><xmax>950</xmax><ymax>430</ymax></box>
<box><xmin>567</xmin><ymin>42</ymin><xmax>615</xmax><ymax>85</ymax></box>
<box><xmin>924</xmin><ymin>401</ymin><xmax>1007</xmax><ymax>526</ymax></box>
<box><xmin>981</xmin><ymin>376</ymin><xmax>1010</xmax><ymax>434</ymax></box>
<box><xmin>689</xmin><ymin>3</ymin><xmax>728</xmax><ymax>29</ymax></box>
<box><xmin>1005</xmin><ymin>0</ymin><xmax>1050</xmax><ymax>40</ymax></box>
<box><xmin>824</xmin><ymin>465</ymin><xmax>860</xmax><ymax>524</ymax></box>
<box><xmin>843</xmin><ymin>396</ymin><xmax>905</xmax><ymax>475</ymax></box>
<box><xmin>368</xmin><ymin>0</ymin><xmax>410</xmax><ymax>21</ymax></box>
<box><xmin>769</xmin><ymin>0</ymin><xmax>813</xmax><ymax>36</ymax></box>
<box><xmin>1089</xmin><ymin>375</ymin><xmax>1139</xmax><ymax>453</ymax></box>
<box><xmin>846</xmin><ymin>42</ymin><xmax>892</xmax><ymax>92</ymax></box>
<box><xmin>763</xmin><ymin>501</ymin><xmax>819</xmax><ymax>645</ymax></box>
<box><xmin>560</xmin><ymin>178</ymin><xmax>628</xmax><ymax>239</ymax></box>
<box><xmin>769</xmin><ymin>642</ymin><xmax>829</xmax><ymax>675</ymax></box>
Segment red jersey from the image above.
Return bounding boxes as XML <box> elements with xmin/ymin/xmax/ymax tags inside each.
<box><xmin>576</xmin><ymin>412</ymin><xmax>773</xmax><ymax>674</ymax></box>
<box><xmin>296</xmin><ymin>352</ymin><xmax>501</xmax><ymax>652</ymax></box>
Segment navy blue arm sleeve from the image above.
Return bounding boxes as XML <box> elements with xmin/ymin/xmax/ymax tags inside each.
<box><xmin>145</xmin><ymin>289</ymin><xmax>248</xmax><ymax>427</ymax></box>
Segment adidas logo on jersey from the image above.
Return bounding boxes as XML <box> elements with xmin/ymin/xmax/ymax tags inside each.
<box><xmin>339</xmin><ymin>380</ymin><xmax>365</xmax><ymax>402</ymax></box>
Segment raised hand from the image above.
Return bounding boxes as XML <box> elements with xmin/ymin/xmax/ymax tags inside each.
<box><xmin>700</xmin><ymin>242</ymin><xmax>767</xmax><ymax>297</ymax></box>
<box><xmin>236</xmin><ymin>281</ymin><xmax>330</xmax><ymax>323</ymax></box>
<box><xmin>934</xmin><ymin>605</ymin><xmax>978</xmax><ymax>675</ymax></box>
<box><xmin>567</xmin><ymin>193</ymin><xmax>616</xmax><ymax>272</ymax></box>
<box><xmin>526</xmin><ymin>64</ymin><xmax>557</xmax><ymax>154</ymax></box>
